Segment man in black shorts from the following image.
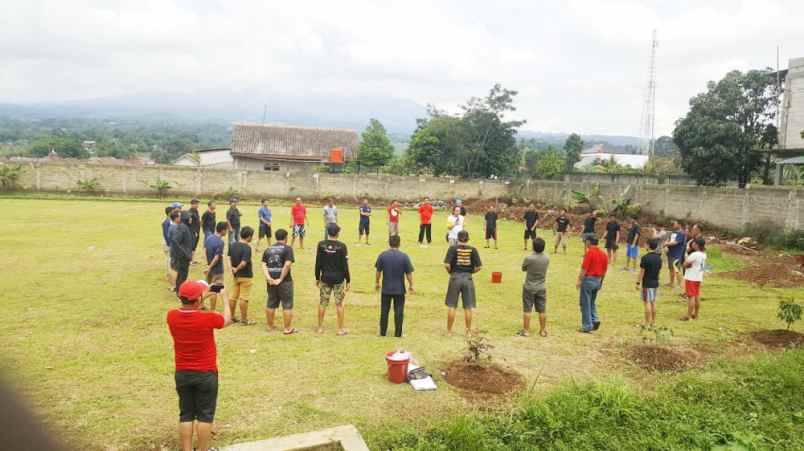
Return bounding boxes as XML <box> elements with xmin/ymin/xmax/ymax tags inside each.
<box><xmin>554</xmin><ymin>208</ymin><xmax>571</xmax><ymax>254</ymax></box>
<box><xmin>484</xmin><ymin>205</ymin><xmax>498</xmax><ymax>249</ymax></box>
<box><xmin>443</xmin><ymin>230</ymin><xmax>482</xmax><ymax>336</ymax></box>
<box><xmin>604</xmin><ymin>215</ymin><xmax>621</xmax><ymax>264</ymax></box>
<box><xmin>523</xmin><ymin>203</ymin><xmax>539</xmax><ymax>251</ymax></box>
<box><xmin>167</xmin><ymin>280</ymin><xmax>233</xmax><ymax>451</ymax></box>
<box><xmin>261</xmin><ymin>228</ymin><xmax>296</xmax><ymax>335</ymax></box>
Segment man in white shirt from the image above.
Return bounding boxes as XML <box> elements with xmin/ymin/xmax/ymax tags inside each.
<box><xmin>446</xmin><ymin>206</ymin><xmax>464</xmax><ymax>247</ymax></box>
<box><xmin>681</xmin><ymin>238</ymin><xmax>707</xmax><ymax>321</ymax></box>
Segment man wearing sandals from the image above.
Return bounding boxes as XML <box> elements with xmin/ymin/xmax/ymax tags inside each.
<box><xmin>261</xmin><ymin>229</ymin><xmax>297</xmax><ymax>335</ymax></box>
<box><xmin>315</xmin><ymin>223</ymin><xmax>351</xmax><ymax>335</ymax></box>
<box><xmin>228</xmin><ymin>226</ymin><xmax>255</xmax><ymax>326</ymax></box>
<box><xmin>520</xmin><ymin>237</ymin><xmax>549</xmax><ymax>337</ymax></box>
<box><xmin>443</xmin><ymin>230</ymin><xmax>482</xmax><ymax>336</ymax></box>
<box><xmin>167</xmin><ymin>279</ymin><xmax>233</xmax><ymax>451</ymax></box>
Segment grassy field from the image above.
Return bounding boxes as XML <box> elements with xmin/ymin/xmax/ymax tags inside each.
<box><xmin>1</xmin><ymin>197</ymin><xmax>802</xmax><ymax>450</ymax></box>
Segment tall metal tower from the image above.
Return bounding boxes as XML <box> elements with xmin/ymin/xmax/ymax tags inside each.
<box><xmin>639</xmin><ymin>29</ymin><xmax>658</xmax><ymax>156</ymax></box>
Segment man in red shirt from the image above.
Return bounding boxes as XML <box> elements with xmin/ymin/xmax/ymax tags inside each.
<box><xmin>167</xmin><ymin>280</ymin><xmax>233</xmax><ymax>451</ymax></box>
<box><xmin>576</xmin><ymin>237</ymin><xmax>608</xmax><ymax>333</ymax></box>
<box><xmin>387</xmin><ymin>200</ymin><xmax>401</xmax><ymax>237</ymax></box>
<box><xmin>418</xmin><ymin>197</ymin><xmax>433</xmax><ymax>246</ymax></box>
<box><xmin>290</xmin><ymin>197</ymin><xmax>308</xmax><ymax>249</ymax></box>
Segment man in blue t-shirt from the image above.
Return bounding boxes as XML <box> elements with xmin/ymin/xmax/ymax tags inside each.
<box><xmin>664</xmin><ymin>220</ymin><xmax>686</xmax><ymax>289</ymax></box>
<box><xmin>359</xmin><ymin>198</ymin><xmax>372</xmax><ymax>245</ymax></box>
<box><xmin>162</xmin><ymin>205</ymin><xmax>177</xmax><ymax>290</ymax></box>
<box><xmin>203</xmin><ymin>221</ymin><xmax>228</xmax><ymax>311</ymax></box>
<box><xmin>374</xmin><ymin>235</ymin><xmax>414</xmax><ymax>337</ymax></box>
<box><xmin>256</xmin><ymin>198</ymin><xmax>273</xmax><ymax>251</ymax></box>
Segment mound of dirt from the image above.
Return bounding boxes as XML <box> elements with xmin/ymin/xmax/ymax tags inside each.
<box><xmin>749</xmin><ymin>329</ymin><xmax>804</xmax><ymax>348</ymax></box>
<box><xmin>626</xmin><ymin>345</ymin><xmax>702</xmax><ymax>372</ymax></box>
<box><xmin>719</xmin><ymin>258</ymin><xmax>804</xmax><ymax>288</ymax></box>
<box><xmin>443</xmin><ymin>361</ymin><xmax>523</xmax><ymax>395</ymax></box>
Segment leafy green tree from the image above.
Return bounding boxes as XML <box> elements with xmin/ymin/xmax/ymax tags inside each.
<box><xmin>654</xmin><ymin>136</ymin><xmax>678</xmax><ymax>156</ymax></box>
<box><xmin>673</xmin><ymin>69</ymin><xmax>780</xmax><ymax>187</ymax></box>
<box><xmin>534</xmin><ymin>147</ymin><xmax>565</xmax><ymax>179</ymax></box>
<box><xmin>358</xmin><ymin>119</ymin><xmax>395</xmax><ymax>168</ymax></box>
<box><xmin>29</xmin><ymin>135</ymin><xmax>87</xmax><ymax>158</ymax></box>
<box><xmin>563</xmin><ymin>133</ymin><xmax>584</xmax><ymax>173</ymax></box>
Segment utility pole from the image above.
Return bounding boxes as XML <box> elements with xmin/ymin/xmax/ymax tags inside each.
<box><xmin>639</xmin><ymin>29</ymin><xmax>658</xmax><ymax>159</ymax></box>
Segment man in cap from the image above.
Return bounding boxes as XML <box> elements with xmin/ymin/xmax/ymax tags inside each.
<box><xmin>167</xmin><ymin>280</ymin><xmax>233</xmax><ymax>451</ymax></box>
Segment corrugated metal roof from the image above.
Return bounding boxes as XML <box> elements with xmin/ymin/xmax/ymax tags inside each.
<box><xmin>231</xmin><ymin>123</ymin><xmax>359</xmax><ymax>160</ymax></box>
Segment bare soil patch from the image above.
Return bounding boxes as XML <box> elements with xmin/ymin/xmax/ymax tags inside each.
<box><xmin>749</xmin><ymin>329</ymin><xmax>804</xmax><ymax>348</ymax></box>
<box><xmin>443</xmin><ymin>360</ymin><xmax>523</xmax><ymax>395</ymax></box>
<box><xmin>719</xmin><ymin>255</ymin><xmax>804</xmax><ymax>287</ymax></box>
<box><xmin>626</xmin><ymin>344</ymin><xmax>703</xmax><ymax>372</ymax></box>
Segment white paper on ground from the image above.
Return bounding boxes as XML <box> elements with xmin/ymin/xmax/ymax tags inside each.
<box><xmin>407</xmin><ymin>363</ymin><xmax>437</xmax><ymax>391</ymax></box>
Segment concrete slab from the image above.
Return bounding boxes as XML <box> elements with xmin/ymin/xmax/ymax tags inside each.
<box><xmin>220</xmin><ymin>424</ymin><xmax>369</xmax><ymax>451</ymax></box>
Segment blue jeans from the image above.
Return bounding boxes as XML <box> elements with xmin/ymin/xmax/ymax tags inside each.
<box><xmin>579</xmin><ymin>276</ymin><xmax>602</xmax><ymax>331</ymax></box>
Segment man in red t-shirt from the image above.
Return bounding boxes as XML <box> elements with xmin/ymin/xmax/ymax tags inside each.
<box><xmin>290</xmin><ymin>197</ymin><xmax>308</xmax><ymax>249</ymax></box>
<box><xmin>418</xmin><ymin>197</ymin><xmax>433</xmax><ymax>246</ymax></box>
<box><xmin>576</xmin><ymin>237</ymin><xmax>608</xmax><ymax>333</ymax></box>
<box><xmin>167</xmin><ymin>280</ymin><xmax>233</xmax><ymax>451</ymax></box>
<box><xmin>387</xmin><ymin>200</ymin><xmax>401</xmax><ymax>237</ymax></box>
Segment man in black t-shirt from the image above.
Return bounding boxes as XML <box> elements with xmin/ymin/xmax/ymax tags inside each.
<box><xmin>188</xmin><ymin>198</ymin><xmax>202</xmax><ymax>255</ymax></box>
<box><xmin>443</xmin><ymin>230</ymin><xmax>482</xmax><ymax>336</ymax></box>
<box><xmin>604</xmin><ymin>215</ymin><xmax>620</xmax><ymax>264</ymax></box>
<box><xmin>582</xmin><ymin>211</ymin><xmax>597</xmax><ymax>244</ymax></box>
<box><xmin>554</xmin><ymin>208</ymin><xmax>571</xmax><ymax>254</ymax></box>
<box><xmin>624</xmin><ymin>219</ymin><xmax>641</xmax><ymax>272</ymax></box>
<box><xmin>315</xmin><ymin>223</ymin><xmax>351</xmax><ymax>336</ymax></box>
<box><xmin>484</xmin><ymin>206</ymin><xmax>498</xmax><ymax>249</ymax></box>
<box><xmin>226</xmin><ymin>198</ymin><xmax>241</xmax><ymax>246</ymax></box>
<box><xmin>229</xmin><ymin>226</ymin><xmax>255</xmax><ymax>325</ymax></box>
<box><xmin>636</xmin><ymin>239</ymin><xmax>662</xmax><ymax>328</ymax></box>
<box><xmin>261</xmin><ymin>228</ymin><xmax>296</xmax><ymax>334</ymax></box>
<box><xmin>201</xmin><ymin>200</ymin><xmax>217</xmax><ymax>241</ymax></box>
<box><xmin>523</xmin><ymin>203</ymin><xmax>539</xmax><ymax>251</ymax></box>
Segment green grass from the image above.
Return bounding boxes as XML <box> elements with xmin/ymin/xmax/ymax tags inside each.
<box><xmin>0</xmin><ymin>197</ymin><xmax>802</xmax><ymax>450</ymax></box>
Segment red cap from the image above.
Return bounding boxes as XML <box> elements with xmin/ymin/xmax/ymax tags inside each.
<box><xmin>178</xmin><ymin>280</ymin><xmax>209</xmax><ymax>301</ymax></box>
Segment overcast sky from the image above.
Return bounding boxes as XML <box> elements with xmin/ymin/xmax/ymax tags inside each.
<box><xmin>2</xmin><ymin>0</ymin><xmax>803</xmax><ymax>136</ymax></box>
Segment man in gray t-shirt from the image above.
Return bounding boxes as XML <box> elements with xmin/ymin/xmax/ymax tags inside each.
<box><xmin>323</xmin><ymin>198</ymin><xmax>338</xmax><ymax>238</ymax></box>
<box><xmin>520</xmin><ymin>237</ymin><xmax>550</xmax><ymax>337</ymax></box>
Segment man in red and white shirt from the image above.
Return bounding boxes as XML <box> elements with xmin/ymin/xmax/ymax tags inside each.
<box><xmin>576</xmin><ymin>237</ymin><xmax>609</xmax><ymax>333</ymax></box>
<box><xmin>387</xmin><ymin>200</ymin><xmax>401</xmax><ymax>237</ymax></box>
<box><xmin>290</xmin><ymin>197</ymin><xmax>308</xmax><ymax>249</ymax></box>
<box><xmin>167</xmin><ymin>280</ymin><xmax>233</xmax><ymax>451</ymax></box>
<box><xmin>418</xmin><ymin>197</ymin><xmax>434</xmax><ymax>246</ymax></box>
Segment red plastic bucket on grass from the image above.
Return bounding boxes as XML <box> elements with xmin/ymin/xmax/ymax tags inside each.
<box><xmin>491</xmin><ymin>272</ymin><xmax>502</xmax><ymax>283</ymax></box>
<box><xmin>385</xmin><ymin>351</ymin><xmax>410</xmax><ymax>384</ymax></box>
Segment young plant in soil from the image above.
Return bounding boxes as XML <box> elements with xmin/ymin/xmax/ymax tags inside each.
<box><xmin>777</xmin><ymin>299</ymin><xmax>802</xmax><ymax>331</ymax></box>
<box><xmin>464</xmin><ymin>330</ymin><xmax>494</xmax><ymax>364</ymax></box>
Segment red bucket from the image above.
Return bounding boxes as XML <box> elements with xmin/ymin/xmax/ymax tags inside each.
<box><xmin>491</xmin><ymin>272</ymin><xmax>502</xmax><ymax>283</ymax></box>
<box><xmin>385</xmin><ymin>352</ymin><xmax>410</xmax><ymax>384</ymax></box>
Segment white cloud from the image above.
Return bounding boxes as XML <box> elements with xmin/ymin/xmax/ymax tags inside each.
<box><xmin>1</xmin><ymin>0</ymin><xmax>803</xmax><ymax>136</ymax></box>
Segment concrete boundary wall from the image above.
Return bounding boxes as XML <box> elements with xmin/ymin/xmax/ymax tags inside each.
<box><xmin>11</xmin><ymin>161</ymin><xmax>804</xmax><ymax>231</ymax></box>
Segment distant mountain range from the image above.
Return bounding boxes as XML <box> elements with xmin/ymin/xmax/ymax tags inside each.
<box><xmin>0</xmin><ymin>91</ymin><xmax>642</xmax><ymax>147</ymax></box>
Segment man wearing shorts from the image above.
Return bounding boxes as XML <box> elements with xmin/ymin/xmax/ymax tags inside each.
<box><xmin>290</xmin><ymin>197</ymin><xmax>307</xmax><ymax>249</ymax></box>
<box><xmin>256</xmin><ymin>198</ymin><xmax>272</xmax><ymax>252</ymax></box>
<box><xmin>520</xmin><ymin>237</ymin><xmax>549</xmax><ymax>337</ymax></box>
<box><xmin>387</xmin><ymin>200</ymin><xmax>401</xmax><ymax>237</ymax></box>
<box><xmin>226</xmin><ymin>198</ymin><xmax>241</xmax><ymax>246</ymax></box>
<box><xmin>664</xmin><ymin>221</ymin><xmax>686</xmax><ymax>290</ymax></box>
<box><xmin>358</xmin><ymin>198</ymin><xmax>372</xmax><ymax>245</ymax></box>
<box><xmin>636</xmin><ymin>239</ymin><xmax>662</xmax><ymax>328</ymax></box>
<box><xmin>554</xmin><ymin>209</ymin><xmax>571</xmax><ymax>254</ymax></box>
<box><xmin>523</xmin><ymin>203</ymin><xmax>539</xmax><ymax>250</ymax></box>
<box><xmin>203</xmin><ymin>221</ymin><xmax>228</xmax><ymax>312</ymax></box>
<box><xmin>315</xmin><ymin>223</ymin><xmax>351</xmax><ymax>335</ymax></box>
<box><xmin>484</xmin><ymin>205</ymin><xmax>498</xmax><ymax>249</ymax></box>
<box><xmin>681</xmin><ymin>238</ymin><xmax>707</xmax><ymax>321</ymax></box>
<box><xmin>418</xmin><ymin>198</ymin><xmax>433</xmax><ymax>246</ymax></box>
<box><xmin>624</xmin><ymin>218</ymin><xmax>641</xmax><ymax>272</ymax></box>
<box><xmin>167</xmin><ymin>280</ymin><xmax>232</xmax><ymax>451</ymax></box>
<box><xmin>582</xmin><ymin>211</ymin><xmax>597</xmax><ymax>244</ymax></box>
<box><xmin>443</xmin><ymin>230</ymin><xmax>482</xmax><ymax>336</ymax></box>
<box><xmin>604</xmin><ymin>215</ymin><xmax>620</xmax><ymax>264</ymax></box>
<box><xmin>446</xmin><ymin>206</ymin><xmax>464</xmax><ymax>247</ymax></box>
<box><xmin>323</xmin><ymin>198</ymin><xmax>338</xmax><ymax>238</ymax></box>
<box><xmin>261</xmin><ymin>228</ymin><xmax>296</xmax><ymax>335</ymax></box>
<box><xmin>228</xmin><ymin>226</ymin><xmax>255</xmax><ymax>326</ymax></box>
